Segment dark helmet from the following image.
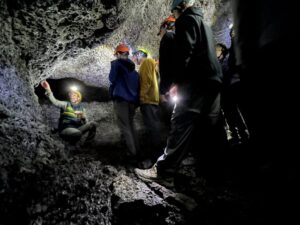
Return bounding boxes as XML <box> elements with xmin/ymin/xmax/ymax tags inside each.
<box><xmin>171</xmin><ymin>0</ymin><xmax>194</xmax><ymax>11</ymax></box>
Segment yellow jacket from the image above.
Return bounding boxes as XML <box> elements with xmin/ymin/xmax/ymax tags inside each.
<box><xmin>139</xmin><ymin>58</ymin><xmax>160</xmax><ymax>105</ymax></box>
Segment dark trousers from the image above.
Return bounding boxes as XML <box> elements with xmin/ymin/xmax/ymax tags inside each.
<box><xmin>156</xmin><ymin>93</ymin><xmax>222</xmax><ymax>177</ymax></box>
<box><xmin>160</xmin><ymin>100</ymin><xmax>174</xmax><ymax>129</ymax></box>
<box><xmin>59</xmin><ymin>121</ymin><xmax>97</xmax><ymax>143</ymax></box>
<box><xmin>140</xmin><ymin>104</ymin><xmax>162</xmax><ymax>159</ymax></box>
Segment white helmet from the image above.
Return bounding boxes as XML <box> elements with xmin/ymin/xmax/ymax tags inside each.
<box><xmin>171</xmin><ymin>0</ymin><xmax>194</xmax><ymax>11</ymax></box>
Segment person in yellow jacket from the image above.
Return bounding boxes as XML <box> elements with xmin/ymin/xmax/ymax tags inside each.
<box><xmin>133</xmin><ymin>48</ymin><xmax>162</xmax><ymax>164</ymax></box>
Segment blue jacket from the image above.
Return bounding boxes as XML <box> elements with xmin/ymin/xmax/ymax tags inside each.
<box><xmin>109</xmin><ymin>58</ymin><xmax>140</xmax><ymax>104</ymax></box>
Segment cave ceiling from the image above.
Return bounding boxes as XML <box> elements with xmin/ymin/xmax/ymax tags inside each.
<box><xmin>1</xmin><ymin>0</ymin><xmax>231</xmax><ymax>87</ymax></box>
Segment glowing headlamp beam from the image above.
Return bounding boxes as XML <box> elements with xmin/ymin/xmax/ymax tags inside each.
<box><xmin>171</xmin><ymin>95</ymin><xmax>178</xmax><ymax>103</ymax></box>
<box><xmin>70</xmin><ymin>85</ymin><xmax>79</xmax><ymax>92</ymax></box>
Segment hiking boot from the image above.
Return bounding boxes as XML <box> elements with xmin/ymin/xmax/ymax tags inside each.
<box><xmin>134</xmin><ymin>165</ymin><xmax>174</xmax><ymax>188</ymax></box>
<box><xmin>135</xmin><ymin>164</ymin><xmax>158</xmax><ymax>180</ymax></box>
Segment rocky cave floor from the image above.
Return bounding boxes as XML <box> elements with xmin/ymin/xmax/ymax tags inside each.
<box><xmin>0</xmin><ymin>100</ymin><xmax>258</xmax><ymax>225</ymax></box>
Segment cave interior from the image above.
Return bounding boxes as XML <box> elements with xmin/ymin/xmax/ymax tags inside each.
<box><xmin>0</xmin><ymin>0</ymin><xmax>297</xmax><ymax>224</ymax></box>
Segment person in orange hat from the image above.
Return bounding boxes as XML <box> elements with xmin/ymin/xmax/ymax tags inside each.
<box><xmin>109</xmin><ymin>43</ymin><xmax>140</xmax><ymax>160</ymax></box>
<box><xmin>41</xmin><ymin>80</ymin><xmax>96</xmax><ymax>145</ymax></box>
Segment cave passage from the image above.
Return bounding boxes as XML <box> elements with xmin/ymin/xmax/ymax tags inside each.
<box><xmin>35</xmin><ymin>78</ymin><xmax>111</xmax><ymax>103</ymax></box>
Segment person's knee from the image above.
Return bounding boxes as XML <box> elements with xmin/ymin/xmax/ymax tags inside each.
<box><xmin>60</xmin><ymin>128</ymin><xmax>82</xmax><ymax>141</ymax></box>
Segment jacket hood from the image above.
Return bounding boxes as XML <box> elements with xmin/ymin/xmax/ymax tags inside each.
<box><xmin>118</xmin><ymin>58</ymin><xmax>136</xmax><ymax>72</ymax></box>
<box><xmin>183</xmin><ymin>6</ymin><xmax>203</xmax><ymax>18</ymax></box>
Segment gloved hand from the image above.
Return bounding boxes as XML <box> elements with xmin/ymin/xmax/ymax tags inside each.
<box><xmin>74</xmin><ymin>111</ymin><xmax>83</xmax><ymax>118</ymax></box>
<box><xmin>41</xmin><ymin>80</ymin><xmax>51</xmax><ymax>91</ymax></box>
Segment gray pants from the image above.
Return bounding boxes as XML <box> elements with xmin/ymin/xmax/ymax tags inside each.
<box><xmin>113</xmin><ymin>101</ymin><xmax>139</xmax><ymax>156</ymax></box>
<box><xmin>60</xmin><ymin>121</ymin><xmax>97</xmax><ymax>143</ymax></box>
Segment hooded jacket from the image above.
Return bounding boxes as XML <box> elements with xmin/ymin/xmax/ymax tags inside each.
<box><xmin>174</xmin><ymin>6</ymin><xmax>223</xmax><ymax>111</ymax></box>
<box><xmin>174</xmin><ymin>7</ymin><xmax>222</xmax><ymax>84</ymax></box>
<box><xmin>109</xmin><ymin>58</ymin><xmax>140</xmax><ymax>104</ymax></box>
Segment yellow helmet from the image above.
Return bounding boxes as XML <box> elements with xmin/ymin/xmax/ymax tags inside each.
<box><xmin>133</xmin><ymin>47</ymin><xmax>150</xmax><ymax>58</ymax></box>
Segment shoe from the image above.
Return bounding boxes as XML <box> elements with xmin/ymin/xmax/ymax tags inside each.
<box><xmin>134</xmin><ymin>165</ymin><xmax>174</xmax><ymax>188</ymax></box>
<box><xmin>134</xmin><ymin>164</ymin><xmax>158</xmax><ymax>180</ymax></box>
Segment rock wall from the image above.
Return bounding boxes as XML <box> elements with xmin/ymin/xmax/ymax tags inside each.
<box><xmin>2</xmin><ymin>0</ymin><xmax>231</xmax><ymax>87</ymax></box>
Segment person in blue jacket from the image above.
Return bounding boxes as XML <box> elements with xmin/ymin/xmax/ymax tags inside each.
<box><xmin>109</xmin><ymin>43</ymin><xmax>140</xmax><ymax>159</ymax></box>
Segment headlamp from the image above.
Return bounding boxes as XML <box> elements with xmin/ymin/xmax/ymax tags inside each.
<box><xmin>70</xmin><ymin>85</ymin><xmax>79</xmax><ymax>92</ymax></box>
<box><xmin>171</xmin><ymin>95</ymin><xmax>179</xmax><ymax>103</ymax></box>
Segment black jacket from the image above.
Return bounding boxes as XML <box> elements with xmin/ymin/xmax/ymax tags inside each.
<box><xmin>159</xmin><ymin>31</ymin><xmax>176</xmax><ymax>94</ymax></box>
<box><xmin>174</xmin><ymin>7</ymin><xmax>222</xmax><ymax>111</ymax></box>
<box><xmin>174</xmin><ymin>7</ymin><xmax>222</xmax><ymax>85</ymax></box>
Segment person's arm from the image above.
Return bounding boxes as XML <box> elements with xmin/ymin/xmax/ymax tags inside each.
<box><xmin>174</xmin><ymin>16</ymin><xmax>198</xmax><ymax>83</ymax></box>
<box><xmin>45</xmin><ymin>90</ymin><xmax>68</xmax><ymax>109</ymax></box>
<box><xmin>109</xmin><ymin>61</ymin><xmax>118</xmax><ymax>98</ymax></box>
<box><xmin>109</xmin><ymin>60</ymin><xmax>118</xmax><ymax>83</ymax></box>
<box><xmin>41</xmin><ymin>81</ymin><xmax>68</xmax><ymax>109</ymax></box>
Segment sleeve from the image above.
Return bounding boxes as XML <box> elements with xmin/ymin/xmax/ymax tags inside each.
<box><xmin>45</xmin><ymin>90</ymin><xmax>68</xmax><ymax>109</ymax></box>
<box><xmin>139</xmin><ymin>60</ymin><xmax>154</xmax><ymax>100</ymax></box>
<box><xmin>156</xmin><ymin>63</ymin><xmax>160</xmax><ymax>87</ymax></box>
<box><xmin>174</xmin><ymin>16</ymin><xmax>198</xmax><ymax>83</ymax></box>
<box><xmin>109</xmin><ymin>61</ymin><xmax>118</xmax><ymax>98</ymax></box>
<box><xmin>109</xmin><ymin>60</ymin><xmax>118</xmax><ymax>83</ymax></box>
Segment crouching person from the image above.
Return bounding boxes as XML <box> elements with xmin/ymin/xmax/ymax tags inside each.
<box><xmin>41</xmin><ymin>80</ymin><xmax>96</xmax><ymax>145</ymax></box>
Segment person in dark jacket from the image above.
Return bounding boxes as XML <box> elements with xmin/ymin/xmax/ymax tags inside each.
<box><xmin>158</xmin><ymin>15</ymin><xmax>176</xmax><ymax>99</ymax></box>
<box><xmin>109</xmin><ymin>43</ymin><xmax>140</xmax><ymax>159</ymax></box>
<box><xmin>135</xmin><ymin>0</ymin><xmax>223</xmax><ymax>183</ymax></box>
<box><xmin>158</xmin><ymin>15</ymin><xmax>177</xmax><ymax>128</ymax></box>
<box><xmin>41</xmin><ymin>81</ymin><xmax>96</xmax><ymax>144</ymax></box>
